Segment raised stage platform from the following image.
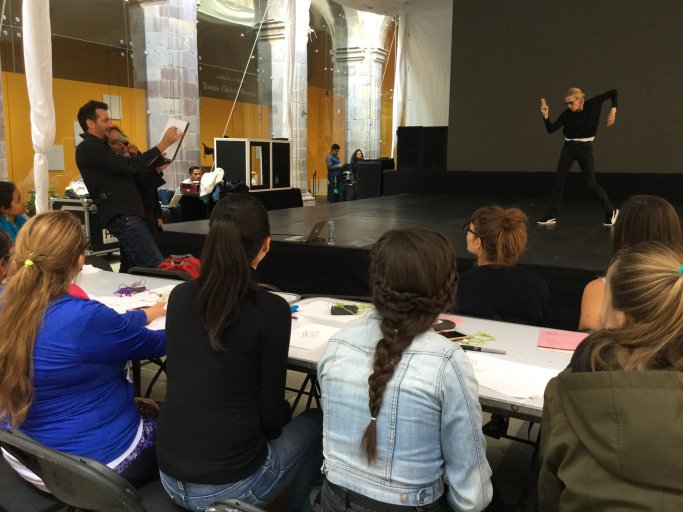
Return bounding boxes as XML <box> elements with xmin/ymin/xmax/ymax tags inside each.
<box><xmin>154</xmin><ymin>192</ymin><xmax>664</xmax><ymax>330</ymax></box>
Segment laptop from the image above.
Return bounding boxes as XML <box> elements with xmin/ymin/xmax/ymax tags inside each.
<box><xmin>285</xmin><ymin>220</ymin><xmax>326</xmax><ymax>243</ymax></box>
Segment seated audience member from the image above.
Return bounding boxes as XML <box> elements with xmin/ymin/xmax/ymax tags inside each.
<box><xmin>0</xmin><ymin>230</ymin><xmax>14</xmax><ymax>282</ymax></box>
<box><xmin>459</xmin><ymin>206</ymin><xmax>550</xmax><ymax>439</ymax></box>
<box><xmin>458</xmin><ymin>206</ymin><xmax>551</xmax><ymax>326</ymax></box>
<box><xmin>579</xmin><ymin>194</ymin><xmax>682</xmax><ymax>331</ymax></box>
<box><xmin>157</xmin><ymin>194</ymin><xmax>322</xmax><ymax>512</ymax></box>
<box><xmin>319</xmin><ymin>228</ymin><xmax>492</xmax><ymax>512</ymax></box>
<box><xmin>182</xmin><ymin>165</ymin><xmax>203</xmax><ymax>184</ymax></box>
<box><xmin>539</xmin><ymin>241</ymin><xmax>683</xmax><ymax>511</ymax></box>
<box><xmin>0</xmin><ymin>211</ymin><xmax>167</xmax><ymax>489</ymax></box>
<box><xmin>0</xmin><ymin>181</ymin><xmax>28</xmax><ymax>242</ymax></box>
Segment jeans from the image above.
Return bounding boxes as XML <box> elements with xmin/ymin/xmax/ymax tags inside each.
<box><xmin>548</xmin><ymin>141</ymin><xmax>614</xmax><ymax>216</ymax></box>
<box><xmin>328</xmin><ymin>170</ymin><xmax>342</xmax><ymax>203</ymax></box>
<box><xmin>321</xmin><ymin>480</ymin><xmax>448</xmax><ymax>512</ymax></box>
<box><xmin>160</xmin><ymin>409</ymin><xmax>323</xmax><ymax>512</ymax></box>
<box><xmin>106</xmin><ymin>215</ymin><xmax>163</xmax><ymax>270</ymax></box>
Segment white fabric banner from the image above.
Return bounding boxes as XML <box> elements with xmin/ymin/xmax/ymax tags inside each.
<box><xmin>390</xmin><ymin>16</ymin><xmax>406</xmax><ymax>158</ymax></box>
<box><xmin>23</xmin><ymin>0</ymin><xmax>55</xmax><ymax>214</ymax></box>
<box><xmin>403</xmin><ymin>0</ymin><xmax>452</xmax><ymax>126</ymax></box>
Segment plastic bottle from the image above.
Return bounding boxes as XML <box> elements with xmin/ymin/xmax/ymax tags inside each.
<box><xmin>327</xmin><ymin>218</ymin><xmax>336</xmax><ymax>245</ymax></box>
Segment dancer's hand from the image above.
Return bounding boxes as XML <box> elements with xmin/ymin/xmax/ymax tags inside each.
<box><xmin>540</xmin><ymin>98</ymin><xmax>549</xmax><ymax>119</ymax></box>
<box><xmin>607</xmin><ymin>108</ymin><xmax>616</xmax><ymax>127</ymax></box>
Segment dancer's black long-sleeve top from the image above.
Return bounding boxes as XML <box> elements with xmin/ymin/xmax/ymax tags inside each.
<box><xmin>544</xmin><ymin>90</ymin><xmax>618</xmax><ymax>139</ymax></box>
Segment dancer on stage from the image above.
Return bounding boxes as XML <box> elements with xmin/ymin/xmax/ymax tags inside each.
<box><xmin>537</xmin><ymin>87</ymin><xmax>619</xmax><ymax>226</ymax></box>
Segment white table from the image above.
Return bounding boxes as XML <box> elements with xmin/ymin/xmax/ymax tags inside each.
<box><xmin>75</xmin><ymin>272</ymin><xmax>575</xmax><ymax>421</ymax></box>
<box><xmin>288</xmin><ymin>298</ymin><xmax>575</xmax><ymax>422</ymax></box>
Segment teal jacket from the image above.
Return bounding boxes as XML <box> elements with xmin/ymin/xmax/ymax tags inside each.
<box><xmin>0</xmin><ymin>214</ymin><xmax>27</xmax><ymax>242</ymax></box>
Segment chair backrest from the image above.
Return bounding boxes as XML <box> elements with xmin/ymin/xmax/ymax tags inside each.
<box><xmin>0</xmin><ymin>452</ymin><xmax>62</xmax><ymax>512</ymax></box>
<box><xmin>0</xmin><ymin>429</ymin><xmax>146</xmax><ymax>512</ymax></box>
<box><xmin>128</xmin><ymin>266</ymin><xmax>194</xmax><ymax>281</ymax></box>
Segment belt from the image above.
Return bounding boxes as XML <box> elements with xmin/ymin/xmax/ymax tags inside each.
<box><xmin>324</xmin><ymin>480</ymin><xmax>442</xmax><ymax>512</ymax></box>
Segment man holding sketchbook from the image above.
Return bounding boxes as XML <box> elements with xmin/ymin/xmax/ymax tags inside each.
<box><xmin>76</xmin><ymin>100</ymin><xmax>182</xmax><ymax>269</ymax></box>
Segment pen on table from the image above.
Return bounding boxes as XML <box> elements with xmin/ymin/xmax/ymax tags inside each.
<box><xmin>460</xmin><ymin>345</ymin><xmax>506</xmax><ymax>355</ymax></box>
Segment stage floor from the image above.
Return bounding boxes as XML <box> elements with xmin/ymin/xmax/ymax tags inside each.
<box><xmin>159</xmin><ymin>193</ymin><xmax>657</xmax><ymax>329</ymax></box>
<box><xmin>266</xmin><ymin>193</ymin><xmax>616</xmax><ymax>274</ymax></box>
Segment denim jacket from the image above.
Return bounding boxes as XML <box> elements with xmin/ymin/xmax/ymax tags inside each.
<box><xmin>319</xmin><ymin>315</ymin><xmax>492</xmax><ymax>512</ymax></box>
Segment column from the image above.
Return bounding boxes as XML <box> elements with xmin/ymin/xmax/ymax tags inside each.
<box><xmin>129</xmin><ymin>0</ymin><xmax>200</xmax><ymax>190</ymax></box>
<box><xmin>332</xmin><ymin>46</ymin><xmax>387</xmax><ymax>159</ymax></box>
<box><xmin>255</xmin><ymin>0</ymin><xmax>312</xmax><ymax>200</ymax></box>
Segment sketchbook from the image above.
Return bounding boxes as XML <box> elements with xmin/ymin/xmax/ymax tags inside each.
<box><xmin>161</xmin><ymin>118</ymin><xmax>190</xmax><ymax>162</ymax></box>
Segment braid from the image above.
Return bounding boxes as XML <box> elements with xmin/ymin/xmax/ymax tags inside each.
<box><xmin>361</xmin><ymin>229</ymin><xmax>457</xmax><ymax>463</ymax></box>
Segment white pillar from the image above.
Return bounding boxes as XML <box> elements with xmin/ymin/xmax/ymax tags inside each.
<box><xmin>256</xmin><ymin>0</ymin><xmax>312</xmax><ymax>199</ymax></box>
<box><xmin>129</xmin><ymin>0</ymin><xmax>200</xmax><ymax>190</ymax></box>
<box><xmin>332</xmin><ymin>46</ymin><xmax>387</xmax><ymax>159</ymax></box>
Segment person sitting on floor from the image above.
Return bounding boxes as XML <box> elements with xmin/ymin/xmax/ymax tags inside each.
<box><xmin>539</xmin><ymin>241</ymin><xmax>683</xmax><ymax>511</ymax></box>
<box><xmin>579</xmin><ymin>194</ymin><xmax>682</xmax><ymax>331</ymax></box>
<box><xmin>319</xmin><ymin>228</ymin><xmax>492</xmax><ymax>512</ymax></box>
<box><xmin>157</xmin><ymin>193</ymin><xmax>322</xmax><ymax>512</ymax></box>
<box><xmin>0</xmin><ymin>181</ymin><xmax>28</xmax><ymax>242</ymax></box>
<box><xmin>0</xmin><ymin>211</ymin><xmax>167</xmax><ymax>490</ymax></box>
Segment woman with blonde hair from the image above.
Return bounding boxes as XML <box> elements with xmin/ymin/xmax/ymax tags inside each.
<box><xmin>579</xmin><ymin>194</ymin><xmax>682</xmax><ymax>331</ymax></box>
<box><xmin>460</xmin><ymin>205</ymin><xmax>550</xmax><ymax>327</ymax></box>
<box><xmin>0</xmin><ymin>210</ymin><xmax>166</xmax><ymax>488</ymax></box>
<box><xmin>319</xmin><ymin>228</ymin><xmax>492</xmax><ymax>512</ymax></box>
<box><xmin>537</xmin><ymin>87</ymin><xmax>619</xmax><ymax>226</ymax></box>
<box><xmin>539</xmin><ymin>241</ymin><xmax>683</xmax><ymax>511</ymax></box>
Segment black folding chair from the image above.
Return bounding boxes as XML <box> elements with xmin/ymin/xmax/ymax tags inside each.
<box><xmin>0</xmin><ymin>429</ymin><xmax>183</xmax><ymax>512</ymax></box>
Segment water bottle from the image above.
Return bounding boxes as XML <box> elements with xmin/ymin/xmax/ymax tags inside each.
<box><xmin>327</xmin><ymin>218</ymin><xmax>336</xmax><ymax>245</ymax></box>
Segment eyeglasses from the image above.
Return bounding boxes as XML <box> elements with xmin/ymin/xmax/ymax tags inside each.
<box><xmin>462</xmin><ymin>223</ymin><xmax>478</xmax><ymax>236</ymax></box>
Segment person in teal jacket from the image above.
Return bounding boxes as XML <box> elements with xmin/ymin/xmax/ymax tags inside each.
<box><xmin>0</xmin><ymin>181</ymin><xmax>27</xmax><ymax>241</ymax></box>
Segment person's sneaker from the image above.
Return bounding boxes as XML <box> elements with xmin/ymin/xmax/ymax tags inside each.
<box><xmin>537</xmin><ymin>214</ymin><xmax>557</xmax><ymax>225</ymax></box>
<box><xmin>603</xmin><ymin>209</ymin><xmax>619</xmax><ymax>226</ymax></box>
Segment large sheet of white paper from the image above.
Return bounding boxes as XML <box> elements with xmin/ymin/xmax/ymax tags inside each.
<box><xmin>466</xmin><ymin>353</ymin><xmax>561</xmax><ymax>399</ymax></box>
<box><xmin>89</xmin><ymin>284</ymin><xmax>176</xmax><ymax>317</ymax></box>
<box><xmin>290</xmin><ymin>323</ymin><xmax>340</xmax><ymax>351</ymax></box>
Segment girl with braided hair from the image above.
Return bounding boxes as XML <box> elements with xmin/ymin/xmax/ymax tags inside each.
<box><xmin>319</xmin><ymin>228</ymin><xmax>492</xmax><ymax>512</ymax></box>
<box><xmin>539</xmin><ymin>241</ymin><xmax>683</xmax><ymax>511</ymax></box>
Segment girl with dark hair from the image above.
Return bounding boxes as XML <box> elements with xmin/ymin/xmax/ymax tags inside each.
<box><xmin>319</xmin><ymin>228</ymin><xmax>492</xmax><ymax>512</ymax></box>
<box><xmin>0</xmin><ymin>181</ymin><xmax>27</xmax><ymax>242</ymax></box>
<box><xmin>0</xmin><ymin>211</ymin><xmax>167</xmax><ymax>490</ymax></box>
<box><xmin>343</xmin><ymin>149</ymin><xmax>364</xmax><ymax>201</ymax></box>
<box><xmin>539</xmin><ymin>241</ymin><xmax>683</xmax><ymax>510</ymax></box>
<box><xmin>459</xmin><ymin>206</ymin><xmax>550</xmax><ymax>327</ymax></box>
<box><xmin>579</xmin><ymin>194</ymin><xmax>682</xmax><ymax>331</ymax></box>
<box><xmin>157</xmin><ymin>194</ymin><xmax>322</xmax><ymax>512</ymax></box>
